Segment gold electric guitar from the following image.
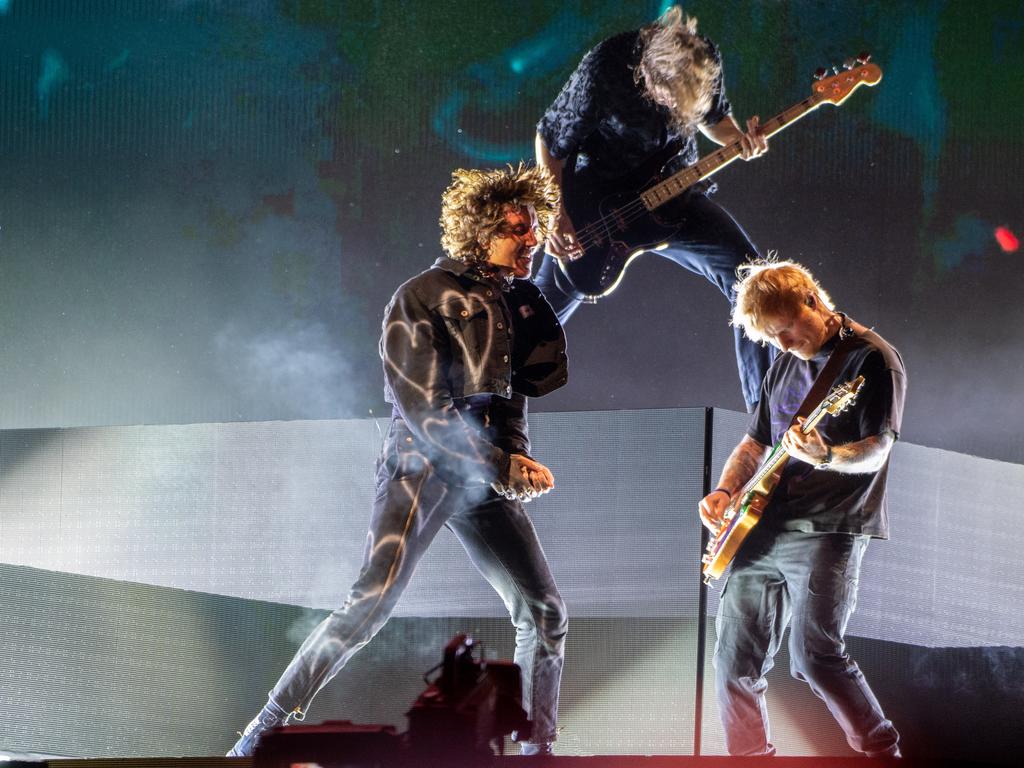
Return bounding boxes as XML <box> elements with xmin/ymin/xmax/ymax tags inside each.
<box><xmin>701</xmin><ymin>375</ymin><xmax>865</xmax><ymax>584</ymax></box>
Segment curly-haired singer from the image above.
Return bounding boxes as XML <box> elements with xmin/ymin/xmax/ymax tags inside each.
<box><xmin>228</xmin><ymin>164</ymin><xmax>569</xmax><ymax>757</ymax></box>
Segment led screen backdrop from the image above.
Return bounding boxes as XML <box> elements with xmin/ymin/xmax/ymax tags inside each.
<box><xmin>1</xmin><ymin>1</ymin><xmax>1023</xmax><ymax>762</ymax></box>
<box><xmin>1</xmin><ymin>0</ymin><xmax>1023</xmax><ymax>463</ymax></box>
<box><xmin>1</xmin><ymin>410</ymin><xmax>1022</xmax><ymax>759</ymax></box>
<box><xmin>3</xmin><ymin>410</ymin><xmax>1021</xmax><ymax>648</ymax></box>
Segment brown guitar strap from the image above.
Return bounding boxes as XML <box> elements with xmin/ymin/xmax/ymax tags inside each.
<box><xmin>791</xmin><ymin>319</ymin><xmax>857</xmax><ymax>426</ymax></box>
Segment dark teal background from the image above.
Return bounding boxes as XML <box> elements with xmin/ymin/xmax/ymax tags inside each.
<box><xmin>1</xmin><ymin>1</ymin><xmax>1021</xmax><ymax>460</ymax></box>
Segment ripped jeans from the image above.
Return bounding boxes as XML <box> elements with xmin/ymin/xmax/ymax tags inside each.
<box><xmin>266</xmin><ymin>419</ymin><xmax>567</xmax><ymax>743</ymax></box>
<box><xmin>713</xmin><ymin>527</ymin><xmax>899</xmax><ymax>757</ymax></box>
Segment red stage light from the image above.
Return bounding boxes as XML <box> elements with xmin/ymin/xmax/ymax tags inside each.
<box><xmin>995</xmin><ymin>226</ymin><xmax>1019</xmax><ymax>253</ymax></box>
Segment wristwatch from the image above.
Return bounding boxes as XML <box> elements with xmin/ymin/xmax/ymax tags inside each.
<box><xmin>816</xmin><ymin>445</ymin><xmax>833</xmax><ymax>470</ymax></box>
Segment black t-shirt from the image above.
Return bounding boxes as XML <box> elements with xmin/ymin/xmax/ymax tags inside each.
<box><xmin>747</xmin><ymin>327</ymin><xmax>907</xmax><ymax>538</ymax></box>
<box><xmin>536</xmin><ymin>30</ymin><xmax>732</xmax><ymax>181</ymax></box>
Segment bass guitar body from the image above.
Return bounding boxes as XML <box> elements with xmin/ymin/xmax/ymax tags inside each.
<box><xmin>555</xmin><ymin>150</ymin><xmax>689</xmax><ymax>300</ymax></box>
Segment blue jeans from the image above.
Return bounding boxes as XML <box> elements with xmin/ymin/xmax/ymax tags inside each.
<box><xmin>265</xmin><ymin>418</ymin><xmax>567</xmax><ymax>743</ymax></box>
<box><xmin>534</xmin><ymin>193</ymin><xmax>772</xmax><ymax>410</ymax></box>
<box><xmin>713</xmin><ymin>527</ymin><xmax>900</xmax><ymax>757</ymax></box>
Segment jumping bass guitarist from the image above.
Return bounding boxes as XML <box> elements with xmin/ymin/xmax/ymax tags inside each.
<box><xmin>697</xmin><ymin>259</ymin><xmax>906</xmax><ymax>758</ymax></box>
<box><xmin>534</xmin><ymin>4</ymin><xmax>881</xmax><ymax>412</ymax></box>
<box><xmin>534</xmin><ymin>5</ymin><xmax>771</xmax><ymax>411</ymax></box>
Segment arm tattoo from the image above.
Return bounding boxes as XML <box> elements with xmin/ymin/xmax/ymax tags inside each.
<box><xmin>718</xmin><ymin>436</ymin><xmax>769</xmax><ymax>495</ymax></box>
<box><xmin>831</xmin><ymin>430</ymin><xmax>895</xmax><ymax>474</ymax></box>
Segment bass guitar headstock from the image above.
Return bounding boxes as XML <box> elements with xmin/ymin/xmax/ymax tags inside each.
<box><xmin>811</xmin><ymin>53</ymin><xmax>882</xmax><ymax>106</ymax></box>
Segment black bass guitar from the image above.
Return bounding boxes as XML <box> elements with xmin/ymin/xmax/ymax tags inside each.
<box><xmin>554</xmin><ymin>58</ymin><xmax>883</xmax><ymax>301</ymax></box>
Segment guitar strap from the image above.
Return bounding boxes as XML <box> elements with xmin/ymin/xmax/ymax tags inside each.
<box><xmin>792</xmin><ymin>320</ymin><xmax>857</xmax><ymax>425</ymax></box>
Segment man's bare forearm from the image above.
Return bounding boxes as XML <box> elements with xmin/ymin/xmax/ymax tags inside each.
<box><xmin>827</xmin><ymin>431</ymin><xmax>895</xmax><ymax>474</ymax></box>
<box><xmin>717</xmin><ymin>435</ymin><xmax>769</xmax><ymax>495</ymax></box>
<box><xmin>534</xmin><ymin>132</ymin><xmax>565</xmax><ymax>188</ymax></box>
<box><xmin>699</xmin><ymin>115</ymin><xmax>744</xmax><ymax>146</ymax></box>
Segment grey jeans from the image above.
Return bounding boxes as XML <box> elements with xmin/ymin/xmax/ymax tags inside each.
<box><xmin>265</xmin><ymin>423</ymin><xmax>567</xmax><ymax>743</ymax></box>
<box><xmin>713</xmin><ymin>527</ymin><xmax>899</xmax><ymax>756</ymax></box>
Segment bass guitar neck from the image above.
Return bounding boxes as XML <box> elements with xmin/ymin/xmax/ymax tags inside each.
<box><xmin>557</xmin><ymin>59</ymin><xmax>883</xmax><ymax>300</ymax></box>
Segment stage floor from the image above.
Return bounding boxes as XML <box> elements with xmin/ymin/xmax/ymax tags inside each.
<box><xmin>29</xmin><ymin>755</ymin><xmax>1005</xmax><ymax>768</ymax></box>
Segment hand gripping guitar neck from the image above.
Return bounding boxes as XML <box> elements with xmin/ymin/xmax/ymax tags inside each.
<box><xmin>701</xmin><ymin>375</ymin><xmax>864</xmax><ymax>585</ymax></box>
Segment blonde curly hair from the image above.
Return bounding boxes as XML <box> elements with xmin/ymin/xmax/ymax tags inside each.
<box><xmin>439</xmin><ymin>163</ymin><xmax>560</xmax><ymax>263</ymax></box>
<box><xmin>636</xmin><ymin>5</ymin><xmax>721</xmax><ymax>134</ymax></box>
<box><xmin>731</xmin><ymin>258</ymin><xmax>836</xmax><ymax>345</ymax></box>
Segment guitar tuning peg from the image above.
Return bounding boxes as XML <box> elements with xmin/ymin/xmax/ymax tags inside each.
<box><xmin>856</xmin><ymin>52</ymin><xmax>872</xmax><ymax>65</ymax></box>
<box><xmin>843</xmin><ymin>57</ymin><xmax>856</xmax><ymax>70</ymax></box>
<box><xmin>814</xmin><ymin>67</ymin><xmax>828</xmax><ymax>80</ymax></box>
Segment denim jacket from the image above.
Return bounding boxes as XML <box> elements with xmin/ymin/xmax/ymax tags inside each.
<box><xmin>380</xmin><ymin>257</ymin><xmax>568</xmax><ymax>486</ymax></box>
